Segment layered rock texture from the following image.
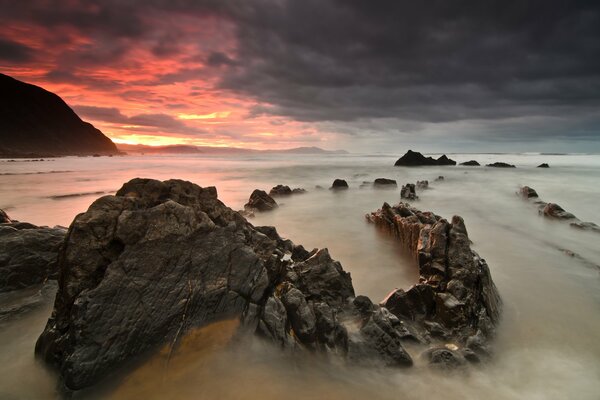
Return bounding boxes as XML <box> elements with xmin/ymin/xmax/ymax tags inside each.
<box><xmin>0</xmin><ymin>215</ymin><xmax>65</xmax><ymax>292</ymax></box>
<box><xmin>0</xmin><ymin>73</ymin><xmax>118</xmax><ymax>156</ymax></box>
<box><xmin>394</xmin><ymin>150</ymin><xmax>456</xmax><ymax>166</ymax></box>
<box><xmin>367</xmin><ymin>202</ymin><xmax>502</xmax><ymax>361</ymax></box>
<box><xmin>36</xmin><ymin>178</ymin><xmax>421</xmax><ymax>390</ymax></box>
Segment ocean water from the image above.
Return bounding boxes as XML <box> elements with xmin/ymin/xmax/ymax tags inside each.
<box><xmin>1</xmin><ymin>153</ymin><xmax>599</xmax><ymax>399</ymax></box>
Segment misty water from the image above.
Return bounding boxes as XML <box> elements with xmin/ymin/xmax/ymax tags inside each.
<box><xmin>1</xmin><ymin>153</ymin><xmax>599</xmax><ymax>399</ymax></box>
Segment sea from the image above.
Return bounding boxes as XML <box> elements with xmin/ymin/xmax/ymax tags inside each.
<box><xmin>1</xmin><ymin>152</ymin><xmax>599</xmax><ymax>399</ymax></box>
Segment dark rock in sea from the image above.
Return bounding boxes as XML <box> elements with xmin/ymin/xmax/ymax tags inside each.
<box><xmin>0</xmin><ymin>73</ymin><xmax>118</xmax><ymax>156</ymax></box>
<box><xmin>394</xmin><ymin>150</ymin><xmax>456</xmax><ymax>166</ymax></box>
<box><xmin>367</xmin><ymin>202</ymin><xmax>502</xmax><ymax>359</ymax></box>
<box><xmin>435</xmin><ymin>176</ymin><xmax>444</xmax><ymax>181</ymax></box>
<box><xmin>0</xmin><ymin>209</ymin><xmax>11</xmax><ymax>223</ymax></box>
<box><xmin>330</xmin><ymin>179</ymin><xmax>349</xmax><ymax>190</ymax></box>
<box><xmin>374</xmin><ymin>178</ymin><xmax>397</xmax><ymax>187</ymax></box>
<box><xmin>269</xmin><ymin>185</ymin><xmax>292</xmax><ymax>196</ymax></box>
<box><xmin>0</xmin><ymin>222</ymin><xmax>66</xmax><ymax>292</ymax></box>
<box><xmin>542</xmin><ymin>203</ymin><xmax>576</xmax><ymax>220</ymax></box>
<box><xmin>244</xmin><ymin>189</ymin><xmax>278</xmax><ymax>212</ymax></box>
<box><xmin>423</xmin><ymin>346</ymin><xmax>467</xmax><ymax>368</ymax></box>
<box><xmin>36</xmin><ymin>178</ymin><xmax>415</xmax><ymax>390</ymax></box>
<box><xmin>401</xmin><ymin>184</ymin><xmax>418</xmax><ymax>200</ymax></box>
<box><xmin>416</xmin><ymin>180</ymin><xmax>429</xmax><ymax>189</ymax></box>
<box><xmin>460</xmin><ymin>160</ymin><xmax>480</xmax><ymax>166</ymax></box>
<box><xmin>569</xmin><ymin>221</ymin><xmax>600</xmax><ymax>233</ymax></box>
<box><xmin>486</xmin><ymin>162</ymin><xmax>516</xmax><ymax>168</ymax></box>
<box><xmin>519</xmin><ymin>186</ymin><xmax>539</xmax><ymax>199</ymax></box>
<box><xmin>292</xmin><ymin>188</ymin><xmax>307</xmax><ymax>194</ymax></box>
<box><xmin>537</xmin><ymin>163</ymin><xmax>550</xmax><ymax>168</ymax></box>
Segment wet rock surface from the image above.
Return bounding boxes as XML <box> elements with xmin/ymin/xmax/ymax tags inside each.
<box><xmin>401</xmin><ymin>184</ymin><xmax>418</xmax><ymax>200</ymax></box>
<box><xmin>244</xmin><ymin>189</ymin><xmax>278</xmax><ymax>212</ymax></box>
<box><xmin>35</xmin><ymin>178</ymin><xmax>421</xmax><ymax>391</ymax></box>
<box><xmin>0</xmin><ymin>219</ymin><xmax>66</xmax><ymax>292</ymax></box>
<box><xmin>542</xmin><ymin>203</ymin><xmax>576</xmax><ymax>219</ymax></box>
<box><xmin>519</xmin><ymin>186</ymin><xmax>539</xmax><ymax>198</ymax></box>
<box><xmin>366</xmin><ymin>202</ymin><xmax>502</xmax><ymax>360</ymax></box>
<box><xmin>394</xmin><ymin>150</ymin><xmax>456</xmax><ymax>166</ymax></box>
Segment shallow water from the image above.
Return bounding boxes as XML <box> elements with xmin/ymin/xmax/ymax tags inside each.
<box><xmin>1</xmin><ymin>153</ymin><xmax>599</xmax><ymax>399</ymax></box>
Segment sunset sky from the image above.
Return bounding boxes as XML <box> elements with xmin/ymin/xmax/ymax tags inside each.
<box><xmin>1</xmin><ymin>1</ymin><xmax>599</xmax><ymax>152</ymax></box>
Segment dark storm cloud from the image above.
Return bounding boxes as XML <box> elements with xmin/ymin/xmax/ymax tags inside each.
<box><xmin>0</xmin><ymin>38</ymin><xmax>33</xmax><ymax>62</ymax></box>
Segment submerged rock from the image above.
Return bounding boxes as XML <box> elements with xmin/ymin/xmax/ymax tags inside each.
<box><xmin>401</xmin><ymin>184</ymin><xmax>418</xmax><ymax>200</ymax></box>
<box><xmin>366</xmin><ymin>202</ymin><xmax>502</xmax><ymax>358</ymax></box>
<box><xmin>416</xmin><ymin>180</ymin><xmax>429</xmax><ymax>189</ymax></box>
<box><xmin>0</xmin><ymin>209</ymin><xmax>10</xmax><ymax>223</ymax></box>
<box><xmin>542</xmin><ymin>203</ymin><xmax>576</xmax><ymax>219</ymax></box>
<box><xmin>245</xmin><ymin>189</ymin><xmax>278</xmax><ymax>211</ymax></box>
<box><xmin>519</xmin><ymin>186</ymin><xmax>538</xmax><ymax>199</ymax></box>
<box><xmin>537</xmin><ymin>163</ymin><xmax>550</xmax><ymax>168</ymax></box>
<box><xmin>330</xmin><ymin>179</ymin><xmax>349</xmax><ymax>190</ymax></box>
<box><xmin>460</xmin><ymin>160</ymin><xmax>480</xmax><ymax>166</ymax></box>
<box><xmin>569</xmin><ymin>221</ymin><xmax>600</xmax><ymax>233</ymax></box>
<box><xmin>435</xmin><ymin>176</ymin><xmax>444</xmax><ymax>181</ymax></box>
<box><xmin>486</xmin><ymin>162</ymin><xmax>515</xmax><ymax>168</ymax></box>
<box><xmin>35</xmin><ymin>178</ymin><xmax>414</xmax><ymax>391</ymax></box>
<box><xmin>374</xmin><ymin>178</ymin><xmax>397</xmax><ymax>187</ymax></box>
<box><xmin>0</xmin><ymin>221</ymin><xmax>65</xmax><ymax>292</ymax></box>
<box><xmin>394</xmin><ymin>150</ymin><xmax>456</xmax><ymax>166</ymax></box>
<box><xmin>269</xmin><ymin>185</ymin><xmax>307</xmax><ymax>197</ymax></box>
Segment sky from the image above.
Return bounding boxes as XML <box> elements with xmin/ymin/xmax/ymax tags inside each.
<box><xmin>1</xmin><ymin>0</ymin><xmax>599</xmax><ymax>153</ymax></box>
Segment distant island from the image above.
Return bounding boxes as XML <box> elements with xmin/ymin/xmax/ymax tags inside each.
<box><xmin>116</xmin><ymin>143</ymin><xmax>348</xmax><ymax>155</ymax></box>
<box><xmin>0</xmin><ymin>73</ymin><xmax>118</xmax><ymax>157</ymax></box>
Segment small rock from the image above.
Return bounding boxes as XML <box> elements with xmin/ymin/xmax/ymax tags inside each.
<box><xmin>416</xmin><ymin>180</ymin><xmax>429</xmax><ymax>189</ymax></box>
<box><xmin>0</xmin><ymin>209</ymin><xmax>10</xmax><ymax>223</ymax></box>
<box><xmin>400</xmin><ymin>184</ymin><xmax>417</xmax><ymax>200</ymax></box>
<box><xmin>269</xmin><ymin>185</ymin><xmax>292</xmax><ymax>196</ymax></box>
<box><xmin>519</xmin><ymin>186</ymin><xmax>538</xmax><ymax>198</ymax></box>
<box><xmin>374</xmin><ymin>178</ymin><xmax>397</xmax><ymax>187</ymax></box>
<box><xmin>486</xmin><ymin>162</ymin><xmax>516</xmax><ymax>168</ymax></box>
<box><xmin>460</xmin><ymin>160</ymin><xmax>480</xmax><ymax>166</ymax></box>
<box><xmin>537</xmin><ymin>163</ymin><xmax>550</xmax><ymax>168</ymax></box>
<box><xmin>330</xmin><ymin>179</ymin><xmax>349</xmax><ymax>190</ymax></box>
<box><xmin>542</xmin><ymin>203</ymin><xmax>576</xmax><ymax>219</ymax></box>
<box><xmin>244</xmin><ymin>189</ymin><xmax>278</xmax><ymax>211</ymax></box>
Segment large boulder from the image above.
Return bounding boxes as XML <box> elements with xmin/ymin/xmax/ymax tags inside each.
<box><xmin>35</xmin><ymin>178</ymin><xmax>414</xmax><ymax>390</ymax></box>
<box><xmin>394</xmin><ymin>150</ymin><xmax>456</xmax><ymax>166</ymax></box>
<box><xmin>244</xmin><ymin>189</ymin><xmax>278</xmax><ymax>211</ymax></box>
<box><xmin>367</xmin><ymin>202</ymin><xmax>501</xmax><ymax>357</ymax></box>
<box><xmin>0</xmin><ymin>221</ymin><xmax>65</xmax><ymax>292</ymax></box>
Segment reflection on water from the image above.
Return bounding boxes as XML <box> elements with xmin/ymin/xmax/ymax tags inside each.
<box><xmin>0</xmin><ymin>153</ymin><xmax>599</xmax><ymax>399</ymax></box>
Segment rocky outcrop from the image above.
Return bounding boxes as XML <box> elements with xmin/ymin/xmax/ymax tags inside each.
<box><xmin>0</xmin><ymin>73</ymin><xmax>118</xmax><ymax>156</ymax></box>
<box><xmin>537</xmin><ymin>163</ymin><xmax>550</xmax><ymax>168</ymax></box>
<box><xmin>35</xmin><ymin>178</ymin><xmax>416</xmax><ymax>391</ymax></box>
<box><xmin>401</xmin><ymin>184</ymin><xmax>417</xmax><ymax>200</ymax></box>
<box><xmin>486</xmin><ymin>162</ymin><xmax>515</xmax><ymax>168</ymax></box>
<box><xmin>519</xmin><ymin>186</ymin><xmax>538</xmax><ymax>199</ymax></box>
<box><xmin>330</xmin><ymin>179</ymin><xmax>349</xmax><ymax>190</ymax></box>
<box><xmin>245</xmin><ymin>189</ymin><xmax>278</xmax><ymax>211</ymax></box>
<box><xmin>374</xmin><ymin>178</ymin><xmax>397</xmax><ymax>187</ymax></box>
<box><xmin>0</xmin><ymin>221</ymin><xmax>66</xmax><ymax>292</ymax></box>
<box><xmin>416</xmin><ymin>180</ymin><xmax>429</xmax><ymax>189</ymax></box>
<box><xmin>394</xmin><ymin>150</ymin><xmax>456</xmax><ymax>166</ymax></box>
<box><xmin>269</xmin><ymin>185</ymin><xmax>307</xmax><ymax>197</ymax></box>
<box><xmin>366</xmin><ymin>202</ymin><xmax>501</xmax><ymax>361</ymax></box>
<box><xmin>460</xmin><ymin>160</ymin><xmax>480</xmax><ymax>166</ymax></box>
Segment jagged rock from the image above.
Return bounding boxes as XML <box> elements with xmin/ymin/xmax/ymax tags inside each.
<box><xmin>0</xmin><ymin>222</ymin><xmax>66</xmax><ymax>292</ymax></box>
<box><xmin>366</xmin><ymin>202</ymin><xmax>501</xmax><ymax>358</ymax></box>
<box><xmin>542</xmin><ymin>203</ymin><xmax>576</xmax><ymax>219</ymax></box>
<box><xmin>460</xmin><ymin>160</ymin><xmax>480</xmax><ymax>166</ymax></box>
<box><xmin>537</xmin><ymin>163</ymin><xmax>550</xmax><ymax>168</ymax></box>
<box><xmin>37</xmin><ymin>178</ymin><xmax>416</xmax><ymax>391</ymax></box>
<box><xmin>520</xmin><ymin>186</ymin><xmax>538</xmax><ymax>198</ymax></box>
<box><xmin>416</xmin><ymin>180</ymin><xmax>429</xmax><ymax>189</ymax></box>
<box><xmin>374</xmin><ymin>178</ymin><xmax>397</xmax><ymax>187</ymax></box>
<box><xmin>401</xmin><ymin>184</ymin><xmax>418</xmax><ymax>200</ymax></box>
<box><xmin>486</xmin><ymin>162</ymin><xmax>515</xmax><ymax>168</ymax></box>
<box><xmin>0</xmin><ymin>209</ymin><xmax>10</xmax><ymax>223</ymax></box>
<box><xmin>244</xmin><ymin>189</ymin><xmax>278</xmax><ymax>211</ymax></box>
<box><xmin>330</xmin><ymin>179</ymin><xmax>349</xmax><ymax>190</ymax></box>
<box><xmin>269</xmin><ymin>184</ymin><xmax>293</xmax><ymax>196</ymax></box>
<box><xmin>394</xmin><ymin>150</ymin><xmax>456</xmax><ymax>166</ymax></box>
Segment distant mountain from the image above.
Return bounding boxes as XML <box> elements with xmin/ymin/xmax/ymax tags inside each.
<box><xmin>0</xmin><ymin>73</ymin><xmax>118</xmax><ymax>157</ymax></box>
<box><xmin>116</xmin><ymin>143</ymin><xmax>348</xmax><ymax>155</ymax></box>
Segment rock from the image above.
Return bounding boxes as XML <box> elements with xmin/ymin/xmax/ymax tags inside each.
<box><xmin>367</xmin><ymin>202</ymin><xmax>501</xmax><ymax>357</ymax></box>
<box><xmin>400</xmin><ymin>184</ymin><xmax>418</xmax><ymax>200</ymax></box>
<box><xmin>374</xmin><ymin>178</ymin><xmax>397</xmax><ymax>187</ymax></box>
<box><xmin>0</xmin><ymin>209</ymin><xmax>10</xmax><ymax>223</ymax></box>
<box><xmin>315</xmin><ymin>185</ymin><xmax>324</xmax><ymax>190</ymax></box>
<box><xmin>435</xmin><ymin>176</ymin><xmax>444</xmax><ymax>181</ymax></box>
<box><xmin>244</xmin><ymin>189</ymin><xmax>278</xmax><ymax>211</ymax></box>
<box><xmin>416</xmin><ymin>180</ymin><xmax>429</xmax><ymax>189</ymax></box>
<box><xmin>37</xmin><ymin>178</ymin><xmax>408</xmax><ymax>390</ymax></box>
<box><xmin>0</xmin><ymin>222</ymin><xmax>66</xmax><ymax>292</ymax></box>
<box><xmin>330</xmin><ymin>179</ymin><xmax>349</xmax><ymax>190</ymax></box>
<box><xmin>292</xmin><ymin>188</ymin><xmax>307</xmax><ymax>194</ymax></box>
<box><xmin>542</xmin><ymin>203</ymin><xmax>576</xmax><ymax>220</ymax></box>
<box><xmin>570</xmin><ymin>221</ymin><xmax>600</xmax><ymax>233</ymax></box>
<box><xmin>394</xmin><ymin>150</ymin><xmax>456</xmax><ymax>166</ymax></box>
<box><xmin>486</xmin><ymin>162</ymin><xmax>515</xmax><ymax>168</ymax></box>
<box><xmin>423</xmin><ymin>347</ymin><xmax>467</xmax><ymax>368</ymax></box>
<box><xmin>519</xmin><ymin>186</ymin><xmax>538</xmax><ymax>198</ymax></box>
<box><xmin>269</xmin><ymin>185</ymin><xmax>292</xmax><ymax>196</ymax></box>
<box><xmin>460</xmin><ymin>160</ymin><xmax>480</xmax><ymax>166</ymax></box>
<box><xmin>537</xmin><ymin>163</ymin><xmax>550</xmax><ymax>168</ymax></box>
